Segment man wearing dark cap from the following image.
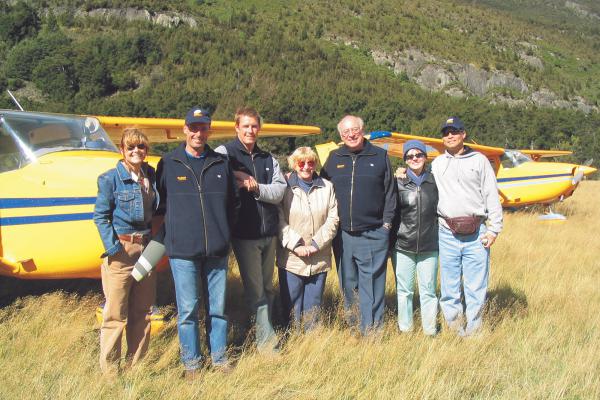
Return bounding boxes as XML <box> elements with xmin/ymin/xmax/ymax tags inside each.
<box><xmin>432</xmin><ymin>116</ymin><xmax>502</xmax><ymax>337</ymax></box>
<box><xmin>156</xmin><ymin>107</ymin><xmax>239</xmax><ymax>378</ymax></box>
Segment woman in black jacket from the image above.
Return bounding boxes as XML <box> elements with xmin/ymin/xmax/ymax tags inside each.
<box><xmin>393</xmin><ymin>139</ymin><xmax>439</xmax><ymax>336</ymax></box>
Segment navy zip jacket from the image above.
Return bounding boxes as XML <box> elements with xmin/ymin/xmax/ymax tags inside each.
<box><xmin>156</xmin><ymin>143</ymin><xmax>240</xmax><ymax>259</ymax></box>
<box><xmin>321</xmin><ymin>140</ymin><xmax>397</xmax><ymax>232</ymax></box>
<box><xmin>216</xmin><ymin>138</ymin><xmax>286</xmax><ymax>240</ymax></box>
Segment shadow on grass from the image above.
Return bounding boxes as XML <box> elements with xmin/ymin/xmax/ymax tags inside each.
<box><xmin>0</xmin><ymin>276</ymin><xmax>102</xmax><ymax>308</ymax></box>
<box><xmin>485</xmin><ymin>284</ymin><xmax>528</xmax><ymax>329</ymax></box>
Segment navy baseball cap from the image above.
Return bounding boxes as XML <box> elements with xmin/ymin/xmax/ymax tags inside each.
<box><xmin>440</xmin><ymin>116</ymin><xmax>465</xmax><ymax>132</ymax></box>
<box><xmin>185</xmin><ymin>107</ymin><xmax>211</xmax><ymax>125</ymax></box>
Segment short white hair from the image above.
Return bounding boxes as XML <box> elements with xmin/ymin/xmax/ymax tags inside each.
<box><xmin>337</xmin><ymin>115</ymin><xmax>364</xmax><ymax>134</ymax></box>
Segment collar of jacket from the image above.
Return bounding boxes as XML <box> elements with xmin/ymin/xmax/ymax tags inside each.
<box><xmin>399</xmin><ymin>168</ymin><xmax>435</xmax><ymax>186</ymax></box>
<box><xmin>116</xmin><ymin>160</ymin><xmax>150</xmax><ymax>182</ymax></box>
<box><xmin>335</xmin><ymin>139</ymin><xmax>377</xmax><ymax>157</ymax></box>
<box><xmin>443</xmin><ymin>145</ymin><xmax>475</xmax><ymax>158</ymax></box>
<box><xmin>288</xmin><ymin>171</ymin><xmax>325</xmax><ymax>188</ymax></box>
<box><xmin>172</xmin><ymin>142</ymin><xmax>221</xmax><ymax>165</ymax></box>
<box><xmin>233</xmin><ymin>136</ymin><xmax>268</xmax><ymax>156</ymax></box>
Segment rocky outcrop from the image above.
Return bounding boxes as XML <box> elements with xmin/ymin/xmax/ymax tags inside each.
<box><xmin>369</xmin><ymin>46</ymin><xmax>597</xmax><ymax>114</ymax></box>
<box><xmin>64</xmin><ymin>8</ymin><xmax>197</xmax><ymax>28</ymax></box>
<box><xmin>565</xmin><ymin>1</ymin><xmax>600</xmax><ymax>20</ymax></box>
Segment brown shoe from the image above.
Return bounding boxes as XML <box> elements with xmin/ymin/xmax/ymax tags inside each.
<box><xmin>212</xmin><ymin>362</ymin><xmax>234</xmax><ymax>375</ymax></box>
<box><xmin>184</xmin><ymin>369</ymin><xmax>201</xmax><ymax>382</ymax></box>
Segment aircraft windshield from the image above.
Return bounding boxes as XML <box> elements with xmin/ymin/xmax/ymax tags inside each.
<box><xmin>0</xmin><ymin>110</ymin><xmax>117</xmax><ymax>172</ymax></box>
<box><xmin>501</xmin><ymin>150</ymin><xmax>532</xmax><ymax>169</ymax></box>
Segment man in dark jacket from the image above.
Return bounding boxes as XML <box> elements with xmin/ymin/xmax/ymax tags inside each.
<box><xmin>215</xmin><ymin>107</ymin><xmax>286</xmax><ymax>352</ymax></box>
<box><xmin>156</xmin><ymin>106</ymin><xmax>239</xmax><ymax>377</ymax></box>
<box><xmin>321</xmin><ymin>115</ymin><xmax>397</xmax><ymax>334</ymax></box>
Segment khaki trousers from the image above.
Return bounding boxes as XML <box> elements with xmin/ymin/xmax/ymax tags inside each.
<box><xmin>99</xmin><ymin>239</ymin><xmax>156</xmax><ymax>373</ymax></box>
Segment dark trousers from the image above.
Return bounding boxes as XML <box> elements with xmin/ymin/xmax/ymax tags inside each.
<box><xmin>279</xmin><ymin>269</ymin><xmax>327</xmax><ymax>330</ymax></box>
<box><xmin>333</xmin><ymin>227</ymin><xmax>389</xmax><ymax>334</ymax></box>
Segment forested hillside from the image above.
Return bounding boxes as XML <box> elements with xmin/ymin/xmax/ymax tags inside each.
<box><xmin>1</xmin><ymin>0</ymin><xmax>599</xmax><ymax>164</ymax></box>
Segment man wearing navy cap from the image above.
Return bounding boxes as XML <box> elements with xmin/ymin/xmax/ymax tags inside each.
<box><xmin>432</xmin><ymin>116</ymin><xmax>502</xmax><ymax>337</ymax></box>
<box><xmin>156</xmin><ymin>106</ymin><xmax>240</xmax><ymax>378</ymax></box>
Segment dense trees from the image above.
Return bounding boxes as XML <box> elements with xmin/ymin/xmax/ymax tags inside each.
<box><xmin>0</xmin><ymin>0</ymin><xmax>598</xmax><ymax>167</ymax></box>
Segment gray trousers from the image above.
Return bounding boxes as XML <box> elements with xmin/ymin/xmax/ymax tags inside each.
<box><xmin>231</xmin><ymin>236</ymin><xmax>277</xmax><ymax>348</ymax></box>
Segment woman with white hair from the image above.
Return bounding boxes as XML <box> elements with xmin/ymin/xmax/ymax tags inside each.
<box><xmin>277</xmin><ymin>146</ymin><xmax>339</xmax><ymax>330</ymax></box>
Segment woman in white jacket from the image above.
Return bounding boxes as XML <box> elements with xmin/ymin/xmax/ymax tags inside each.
<box><xmin>277</xmin><ymin>147</ymin><xmax>339</xmax><ymax>330</ymax></box>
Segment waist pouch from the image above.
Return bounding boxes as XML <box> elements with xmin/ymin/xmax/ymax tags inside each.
<box><xmin>444</xmin><ymin>216</ymin><xmax>482</xmax><ymax>235</ymax></box>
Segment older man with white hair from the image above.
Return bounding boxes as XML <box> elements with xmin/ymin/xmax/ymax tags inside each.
<box><xmin>321</xmin><ymin>115</ymin><xmax>397</xmax><ymax>334</ymax></box>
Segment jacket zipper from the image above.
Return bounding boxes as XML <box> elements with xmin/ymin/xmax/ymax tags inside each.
<box><xmin>416</xmin><ymin>184</ymin><xmax>421</xmax><ymax>253</ymax></box>
<box><xmin>350</xmin><ymin>156</ymin><xmax>356</xmax><ymax>231</ymax></box>
<box><xmin>175</xmin><ymin>157</ymin><xmax>220</xmax><ymax>254</ymax></box>
<box><xmin>250</xmin><ymin>153</ymin><xmax>266</xmax><ymax>235</ymax></box>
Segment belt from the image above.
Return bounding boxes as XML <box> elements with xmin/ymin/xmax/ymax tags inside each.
<box><xmin>118</xmin><ymin>233</ymin><xmax>149</xmax><ymax>245</ymax></box>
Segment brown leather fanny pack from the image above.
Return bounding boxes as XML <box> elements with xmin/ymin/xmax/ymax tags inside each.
<box><xmin>444</xmin><ymin>216</ymin><xmax>482</xmax><ymax>235</ymax></box>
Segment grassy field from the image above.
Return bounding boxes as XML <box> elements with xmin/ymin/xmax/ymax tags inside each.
<box><xmin>0</xmin><ymin>182</ymin><xmax>599</xmax><ymax>399</ymax></box>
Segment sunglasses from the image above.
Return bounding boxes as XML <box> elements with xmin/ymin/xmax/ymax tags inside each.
<box><xmin>126</xmin><ymin>143</ymin><xmax>147</xmax><ymax>151</ymax></box>
<box><xmin>298</xmin><ymin>160</ymin><xmax>316</xmax><ymax>169</ymax></box>
<box><xmin>405</xmin><ymin>153</ymin><xmax>426</xmax><ymax>161</ymax></box>
<box><xmin>442</xmin><ymin>129</ymin><xmax>464</xmax><ymax>137</ymax></box>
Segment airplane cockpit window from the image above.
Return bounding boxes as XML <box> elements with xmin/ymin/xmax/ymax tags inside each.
<box><xmin>501</xmin><ymin>150</ymin><xmax>532</xmax><ymax>169</ymax></box>
<box><xmin>0</xmin><ymin>111</ymin><xmax>118</xmax><ymax>171</ymax></box>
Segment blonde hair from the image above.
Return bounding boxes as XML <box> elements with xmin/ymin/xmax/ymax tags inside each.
<box><xmin>287</xmin><ymin>146</ymin><xmax>317</xmax><ymax>170</ymax></box>
<box><xmin>120</xmin><ymin>128</ymin><xmax>149</xmax><ymax>150</ymax></box>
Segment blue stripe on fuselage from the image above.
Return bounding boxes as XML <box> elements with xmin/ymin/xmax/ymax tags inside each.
<box><xmin>0</xmin><ymin>197</ymin><xmax>97</xmax><ymax>209</ymax></box>
<box><xmin>0</xmin><ymin>212</ymin><xmax>94</xmax><ymax>226</ymax></box>
<box><xmin>496</xmin><ymin>173</ymin><xmax>571</xmax><ymax>183</ymax></box>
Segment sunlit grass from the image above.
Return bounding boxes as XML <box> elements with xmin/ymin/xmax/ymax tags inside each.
<box><xmin>1</xmin><ymin>182</ymin><xmax>599</xmax><ymax>399</ymax></box>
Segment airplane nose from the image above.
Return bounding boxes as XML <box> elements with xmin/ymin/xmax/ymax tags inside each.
<box><xmin>580</xmin><ymin>165</ymin><xmax>597</xmax><ymax>176</ymax></box>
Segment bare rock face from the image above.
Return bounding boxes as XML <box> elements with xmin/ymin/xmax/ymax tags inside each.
<box><xmin>416</xmin><ymin>65</ymin><xmax>453</xmax><ymax>91</ymax></box>
<box><xmin>367</xmin><ymin>46</ymin><xmax>596</xmax><ymax>113</ymax></box>
<box><xmin>74</xmin><ymin>8</ymin><xmax>197</xmax><ymax>28</ymax></box>
<box><xmin>519</xmin><ymin>53</ymin><xmax>544</xmax><ymax>70</ymax></box>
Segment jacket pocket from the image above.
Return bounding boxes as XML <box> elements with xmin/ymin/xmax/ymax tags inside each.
<box><xmin>116</xmin><ymin>191</ymin><xmax>135</xmax><ymax>215</ymax></box>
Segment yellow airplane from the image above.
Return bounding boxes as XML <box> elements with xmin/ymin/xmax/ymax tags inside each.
<box><xmin>0</xmin><ymin>109</ymin><xmax>321</xmax><ymax>280</ymax></box>
<box><xmin>315</xmin><ymin>131</ymin><xmax>596</xmax><ymax>218</ymax></box>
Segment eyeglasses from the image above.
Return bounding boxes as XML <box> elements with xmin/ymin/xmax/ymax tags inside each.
<box><xmin>125</xmin><ymin>143</ymin><xmax>147</xmax><ymax>151</ymax></box>
<box><xmin>405</xmin><ymin>153</ymin><xmax>426</xmax><ymax>161</ymax></box>
<box><xmin>341</xmin><ymin>127</ymin><xmax>362</xmax><ymax>136</ymax></box>
<box><xmin>187</xmin><ymin>124</ymin><xmax>210</xmax><ymax>132</ymax></box>
<box><xmin>442</xmin><ymin>129</ymin><xmax>464</xmax><ymax>137</ymax></box>
<box><xmin>298</xmin><ymin>160</ymin><xmax>316</xmax><ymax>169</ymax></box>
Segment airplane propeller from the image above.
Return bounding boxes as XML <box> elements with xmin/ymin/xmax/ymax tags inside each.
<box><xmin>572</xmin><ymin>159</ymin><xmax>595</xmax><ymax>185</ymax></box>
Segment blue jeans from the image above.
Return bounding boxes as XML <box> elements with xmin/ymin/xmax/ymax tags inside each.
<box><xmin>438</xmin><ymin>224</ymin><xmax>490</xmax><ymax>336</ymax></box>
<box><xmin>279</xmin><ymin>270</ymin><xmax>327</xmax><ymax>331</ymax></box>
<box><xmin>392</xmin><ymin>250</ymin><xmax>439</xmax><ymax>336</ymax></box>
<box><xmin>333</xmin><ymin>227</ymin><xmax>389</xmax><ymax>334</ymax></box>
<box><xmin>170</xmin><ymin>256</ymin><xmax>228</xmax><ymax>370</ymax></box>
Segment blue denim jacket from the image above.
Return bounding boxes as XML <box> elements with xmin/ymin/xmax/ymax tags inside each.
<box><xmin>93</xmin><ymin>161</ymin><xmax>159</xmax><ymax>257</ymax></box>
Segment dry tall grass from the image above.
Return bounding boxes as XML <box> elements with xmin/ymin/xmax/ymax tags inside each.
<box><xmin>1</xmin><ymin>182</ymin><xmax>599</xmax><ymax>399</ymax></box>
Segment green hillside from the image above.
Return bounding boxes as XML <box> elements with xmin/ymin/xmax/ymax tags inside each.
<box><xmin>1</xmin><ymin>0</ymin><xmax>599</xmax><ymax>164</ymax></box>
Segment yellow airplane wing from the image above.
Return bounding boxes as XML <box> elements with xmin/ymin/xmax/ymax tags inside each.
<box><xmin>95</xmin><ymin>116</ymin><xmax>321</xmax><ymax>144</ymax></box>
<box><xmin>315</xmin><ymin>131</ymin><xmax>505</xmax><ymax>165</ymax></box>
<box><xmin>518</xmin><ymin>149</ymin><xmax>572</xmax><ymax>161</ymax></box>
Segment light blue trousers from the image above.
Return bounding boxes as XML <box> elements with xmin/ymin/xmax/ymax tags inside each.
<box><xmin>438</xmin><ymin>224</ymin><xmax>490</xmax><ymax>336</ymax></box>
<box><xmin>392</xmin><ymin>249</ymin><xmax>439</xmax><ymax>336</ymax></box>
